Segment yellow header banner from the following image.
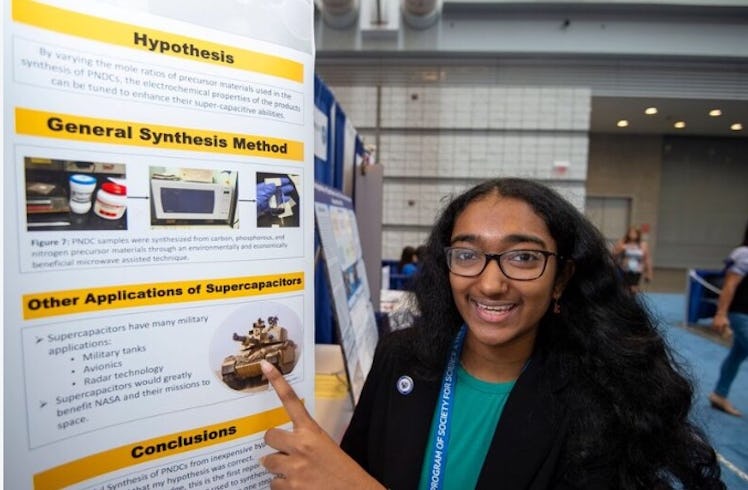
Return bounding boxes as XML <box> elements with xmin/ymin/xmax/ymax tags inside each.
<box><xmin>23</xmin><ymin>272</ymin><xmax>304</xmax><ymax>319</ymax></box>
<box><xmin>12</xmin><ymin>0</ymin><xmax>303</xmax><ymax>82</ymax></box>
<box><xmin>33</xmin><ymin>406</ymin><xmax>292</xmax><ymax>489</ymax></box>
<box><xmin>16</xmin><ymin>108</ymin><xmax>304</xmax><ymax>160</ymax></box>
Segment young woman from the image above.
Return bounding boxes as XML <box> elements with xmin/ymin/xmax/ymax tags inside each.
<box><xmin>613</xmin><ymin>226</ymin><xmax>653</xmax><ymax>293</ymax></box>
<box><xmin>261</xmin><ymin>178</ymin><xmax>724</xmax><ymax>489</ymax></box>
<box><xmin>708</xmin><ymin>221</ymin><xmax>748</xmax><ymax>417</ymax></box>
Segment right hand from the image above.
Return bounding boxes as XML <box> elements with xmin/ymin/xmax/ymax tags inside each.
<box><xmin>259</xmin><ymin>360</ymin><xmax>384</xmax><ymax>490</ymax></box>
<box><xmin>712</xmin><ymin>313</ymin><xmax>731</xmax><ymax>338</ymax></box>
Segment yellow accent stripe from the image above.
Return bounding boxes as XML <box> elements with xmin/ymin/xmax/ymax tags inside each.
<box><xmin>33</xmin><ymin>406</ymin><xmax>292</xmax><ymax>490</ymax></box>
<box><xmin>16</xmin><ymin>108</ymin><xmax>304</xmax><ymax>161</ymax></box>
<box><xmin>22</xmin><ymin>273</ymin><xmax>304</xmax><ymax>319</ymax></box>
<box><xmin>12</xmin><ymin>0</ymin><xmax>303</xmax><ymax>82</ymax></box>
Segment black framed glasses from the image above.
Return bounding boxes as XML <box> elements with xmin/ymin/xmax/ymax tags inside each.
<box><xmin>445</xmin><ymin>247</ymin><xmax>561</xmax><ymax>280</ymax></box>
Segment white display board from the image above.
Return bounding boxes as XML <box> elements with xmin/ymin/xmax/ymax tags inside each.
<box><xmin>314</xmin><ymin>183</ymin><xmax>379</xmax><ymax>404</ymax></box>
<box><xmin>3</xmin><ymin>1</ymin><xmax>314</xmax><ymax>488</ymax></box>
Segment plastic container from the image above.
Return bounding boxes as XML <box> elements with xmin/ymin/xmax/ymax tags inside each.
<box><xmin>68</xmin><ymin>174</ymin><xmax>97</xmax><ymax>214</ymax></box>
<box><xmin>93</xmin><ymin>182</ymin><xmax>127</xmax><ymax>220</ymax></box>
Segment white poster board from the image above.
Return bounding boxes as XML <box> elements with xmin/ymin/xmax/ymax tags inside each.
<box><xmin>3</xmin><ymin>1</ymin><xmax>314</xmax><ymax>488</ymax></box>
<box><xmin>314</xmin><ymin>183</ymin><xmax>379</xmax><ymax>404</ymax></box>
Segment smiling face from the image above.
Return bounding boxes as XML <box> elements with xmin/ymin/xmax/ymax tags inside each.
<box><xmin>449</xmin><ymin>192</ymin><xmax>566</xmax><ymax>367</ymax></box>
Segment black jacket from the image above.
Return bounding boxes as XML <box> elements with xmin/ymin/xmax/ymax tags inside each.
<box><xmin>340</xmin><ymin>328</ymin><xmax>608</xmax><ymax>489</ymax></box>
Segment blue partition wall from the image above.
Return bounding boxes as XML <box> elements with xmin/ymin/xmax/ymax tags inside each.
<box><xmin>314</xmin><ymin>75</ymin><xmax>335</xmax><ymax>188</ymax></box>
<box><xmin>333</xmin><ymin>103</ymin><xmax>348</xmax><ymax>191</ymax></box>
<box><xmin>313</xmin><ymin>76</ymin><xmax>371</xmax><ymax>343</ymax></box>
<box><xmin>314</xmin><ymin>76</ymin><xmax>342</xmax><ymax>344</ymax></box>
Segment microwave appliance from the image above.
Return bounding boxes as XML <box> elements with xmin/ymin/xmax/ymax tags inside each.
<box><xmin>151</xmin><ymin>179</ymin><xmax>235</xmax><ymax>222</ymax></box>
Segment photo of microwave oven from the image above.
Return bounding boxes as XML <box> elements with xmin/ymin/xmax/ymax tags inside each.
<box><xmin>150</xmin><ymin>167</ymin><xmax>238</xmax><ymax>226</ymax></box>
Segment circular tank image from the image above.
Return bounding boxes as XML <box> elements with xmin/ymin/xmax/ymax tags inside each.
<box><xmin>210</xmin><ymin>301</ymin><xmax>301</xmax><ymax>391</ymax></box>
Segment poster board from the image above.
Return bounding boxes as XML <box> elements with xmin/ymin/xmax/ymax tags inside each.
<box><xmin>314</xmin><ymin>183</ymin><xmax>379</xmax><ymax>404</ymax></box>
<box><xmin>3</xmin><ymin>1</ymin><xmax>314</xmax><ymax>488</ymax></box>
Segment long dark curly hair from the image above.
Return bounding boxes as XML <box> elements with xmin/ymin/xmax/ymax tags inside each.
<box><xmin>408</xmin><ymin>178</ymin><xmax>723</xmax><ymax>489</ymax></box>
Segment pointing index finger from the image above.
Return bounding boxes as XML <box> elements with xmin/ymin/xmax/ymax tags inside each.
<box><xmin>261</xmin><ymin>360</ymin><xmax>314</xmax><ymax>429</ymax></box>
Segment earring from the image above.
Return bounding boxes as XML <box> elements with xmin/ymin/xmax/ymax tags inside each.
<box><xmin>553</xmin><ymin>298</ymin><xmax>561</xmax><ymax>314</ymax></box>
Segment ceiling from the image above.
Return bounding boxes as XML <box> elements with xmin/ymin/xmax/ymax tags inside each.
<box><xmin>315</xmin><ymin>0</ymin><xmax>748</xmax><ymax>140</ymax></box>
<box><xmin>590</xmin><ymin>96</ymin><xmax>748</xmax><ymax>137</ymax></box>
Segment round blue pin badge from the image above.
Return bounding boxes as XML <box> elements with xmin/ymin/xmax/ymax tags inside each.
<box><xmin>396</xmin><ymin>375</ymin><xmax>414</xmax><ymax>395</ymax></box>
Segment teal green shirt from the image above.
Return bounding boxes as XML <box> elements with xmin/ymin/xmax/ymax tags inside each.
<box><xmin>418</xmin><ymin>365</ymin><xmax>515</xmax><ymax>490</ymax></box>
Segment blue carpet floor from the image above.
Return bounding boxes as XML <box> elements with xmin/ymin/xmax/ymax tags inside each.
<box><xmin>643</xmin><ymin>293</ymin><xmax>748</xmax><ymax>489</ymax></box>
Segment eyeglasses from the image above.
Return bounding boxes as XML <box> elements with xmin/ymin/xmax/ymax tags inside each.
<box><xmin>444</xmin><ymin>247</ymin><xmax>561</xmax><ymax>280</ymax></box>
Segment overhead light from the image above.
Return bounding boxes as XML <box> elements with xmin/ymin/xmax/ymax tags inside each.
<box><xmin>319</xmin><ymin>0</ymin><xmax>359</xmax><ymax>28</ymax></box>
<box><xmin>709</xmin><ymin>109</ymin><xmax>722</xmax><ymax>117</ymax></box>
<box><xmin>402</xmin><ymin>0</ymin><xmax>443</xmax><ymax>29</ymax></box>
<box><xmin>616</xmin><ymin>119</ymin><xmax>629</xmax><ymax>128</ymax></box>
<box><xmin>644</xmin><ymin>107</ymin><xmax>658</xmax><ymax>115</ymax></box>
<box><xmin>674</xmin><ymin>121</ymin><xmax>686</xmax><ymax>129</ymax></box>
<box><xmin>421</xmin><ymin>70</ymin><xmax>444</xmax><ymax>82</ymax></box>
<box><xmin>731</xmin><ymin>123</ymin><xmax>743</xmax><ymax>131</ymax></box>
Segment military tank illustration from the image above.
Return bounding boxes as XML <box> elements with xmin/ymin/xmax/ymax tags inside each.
<box><xmin>221</xmin><ymin>315</ymin><xmax>297</xmax><ymax>390</ymax></box>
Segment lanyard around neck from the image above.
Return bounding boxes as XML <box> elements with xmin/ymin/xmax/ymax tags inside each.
<box><xmin>425</xmin><ymin>324</ymin><xmax>467</xmax><ymax>490</ymax></box>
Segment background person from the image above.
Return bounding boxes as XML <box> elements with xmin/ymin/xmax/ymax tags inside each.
<box><xmin>261</xmin><ymin>178</ymin><xmax>723</xmax><ymax>490</ymax></box>
<box><xmin>411</xmin><ymin>245</ymin><xmax>427</xmax><ymax>275</ymax></box>
<box><xmin>398</xmin><ymin>246</ymin><xmax>418</xmax><ymax>276</ymax></box>
<box><xmin>401</xmin><ymin>245</ymin><xmax>427</xmax><ymax>288</ymax></box>
<box><xmin>613</xmin><ymin>225</ymin><xmax>653</xmax><ymax>293</ymax></box>
<box><xmin>708</xmin><ymin>220</ymin><xmax>748</xmax><ymax>417</ymax></box>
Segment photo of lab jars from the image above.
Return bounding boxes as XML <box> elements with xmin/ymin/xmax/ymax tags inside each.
<box><xmin>25</xmin><ymin>157</ymin><xmax>127</xmax><ymax>231</ymax></box>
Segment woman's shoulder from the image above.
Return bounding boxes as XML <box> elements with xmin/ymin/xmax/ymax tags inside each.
<box><xmin>361</xmin><ymin>328</ymin><xmax>425</xmax><ymax>388</ymax></box>
<box><xmin>376</xmin><ymin>327</ymin><xmax>419</xmax><ymax>360</ymax></box>
<box><xmin>731</xmin><ymin>245</ymin><xmax>748</xmax><ymax>260</ymax></box>
<box><xmin>728</xmin><ymin>245</ymin><xmax>748</xmax><ymax>273</ymax></box>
